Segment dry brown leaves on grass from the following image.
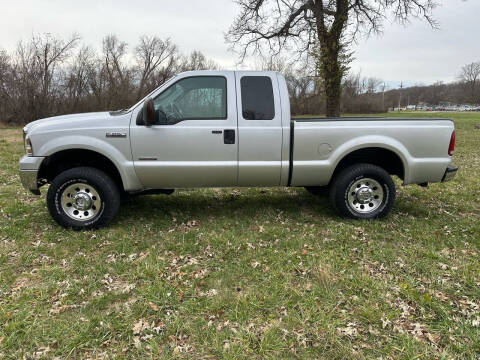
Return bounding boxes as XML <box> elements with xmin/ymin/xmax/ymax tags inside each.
<box><xmin>148</xmin><ymin>301</ymin><xmax>159</xmax><ymax>312</ymax></box>
<box><xmin>49</xmin><ymin>302</ymin><xmax>81</xmax><ymax>315</ymax></box>
<box><xmin>384</xmin><ymin>298</ymin><xmax>442</xmax><ymax>346</ymax></box>
<box><xmin>105</xmin><ymin>251</ymin><xmax>149</xmax><ymax>264</ymax></box>
<box><xmin>30</xmin><ymin>346</ymin><xmax>50</xmax><ymax>359</ymax></box>
<box><xmin>198</xmin><ymin>288</ymin><xmax>218</xmax><ymax>297</ymax></box>
<box><xmin>131</xmin><ymin>319</ymin><xmax>166</xmax><ymax>348</ymax></box>
<box><xmin>8</xmin><ymin>277</ymin><xmax>39</xmax><ymax>297</ymax></box>
<box><xmin>455</xmin><ymin>297</ymin><xmax>480</xmax><ymax>324</ymax></box>
<box><xmin>168</xmin><ymin>219</ymin><xmax>200</xmax><ymax>233</ymax></box>
<box><xmin>159</xmin><ymin>251</ymin><xmax>211</xmax><ymax>289</ymax></box>
<box><xmin>336</xmin><ymin>323</ymin><xmax>358</xmax><ymax>338</ymax></box>
<box><xmin>101</xmin><ymin>274</ymin><xmax>136</xmax><ymax>294</ymax></box>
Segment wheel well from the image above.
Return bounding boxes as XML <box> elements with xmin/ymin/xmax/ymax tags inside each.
<box><xmin>38</xmin><ymin>149</ymin><xmax>124</xmax><ymax>191</ymax></box>
<box><xmin>333</xmin><ymin>147</ymin><xmax>404</xmax><ymax>181</ymax></box>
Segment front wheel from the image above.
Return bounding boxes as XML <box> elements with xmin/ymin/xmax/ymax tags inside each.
<box><xmin>47</xmin><ymin>167</ymin><xmax>120</xmax><ymax>230</ymax></box>
<box><xmin>329</xmin><ymin>163</ymin><xmax>396</xmax><ymax>219</ymax></box>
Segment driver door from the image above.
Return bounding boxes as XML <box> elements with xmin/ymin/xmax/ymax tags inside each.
<box><xmin>130</xmin><ymin>73</ymin><xmax>238</xmax><ymax>188</ymax></box>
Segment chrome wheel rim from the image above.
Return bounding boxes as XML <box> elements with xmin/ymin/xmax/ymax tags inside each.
<box><xmin>347</xmin><ymin>178</ymin><xmax>384</xmax><ymax>214</ymax></box>
<box><xmin>61</xmin><ymin>183</ymin><xmax>101</xmax><ymax>221</ymax></box>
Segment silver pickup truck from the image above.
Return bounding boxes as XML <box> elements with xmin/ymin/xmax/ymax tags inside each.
<box><xmin>19</xmin><ymin>70</ymin><xmax>458</xmax><ymax>229</ymax></box>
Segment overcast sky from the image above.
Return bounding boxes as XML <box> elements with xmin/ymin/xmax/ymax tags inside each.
<box><xmin>1</xmin><ymin>0</ymin><xmax>479</xmax><ymax>89</ymax></box>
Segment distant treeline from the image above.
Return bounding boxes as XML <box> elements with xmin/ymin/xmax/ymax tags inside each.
<box><xmin>1</xmin><ymin>34</ymin><xmax>478</xmax><ymax>125</ymax></box>
<box><xmin>382</xmin><ymin>81</ymin><xmax>480</xmax><ymax>109</ymax></box>
<box><xmin>0</xmin><ymin>34</ymin><xmax>218</xmax><ymax>125</ymax></box>
<box><xmin>286</xmin><ymin>71</ymin><xmax>480</xmax><ymax>115</ymax></box>
<box><xmin>263</xmin><ymin>58</ymin><xmax>480</xmax><ymax>115</ymax></box>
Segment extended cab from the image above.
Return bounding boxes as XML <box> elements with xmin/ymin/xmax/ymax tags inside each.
<box><xmin>19</xmin><ymin>70</ymin><xmax>458</xmax><ymax>229</ymax></box>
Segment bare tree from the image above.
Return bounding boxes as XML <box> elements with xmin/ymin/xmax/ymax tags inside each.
<box><xmin>34</xmin><ymin>33</ymin><xmax>80</xmax><ymax>103</ymax></box>
<box><xmin>0</xmin><ymin>50</ymin><xmax>12</xmax><ymax>121</ymax></box>
<box><xmin>64</xmin><ymin>46</ymin><xmax>96</xmax><ymax>111</ymax></box>
<box><xmin>102</xmin><ymin>35</ymin><xmax>134</xmax><ymax>108</ymax></box>
<box><xmin>181</xmin><ymin>50</ymin><xmax>219</xmax><ymax>71</ymax></box>
<box><xmin>255</xmin><ymin>56</ymin><xmax>322</xmax><ymax>114</ymax></box>
<box><xmin>0</xmin><ymin>33</ymin><xmax>226</xmax><ymax>125</ymax></box>
<box><xmin>341</xmin><ymin>72</ymin><xmax>385</xmax><ymax>113</ymax></box>
<box><xmin>135</xmin><ymin>36</ymin><xmax>177</xmax><ymax>99</ymax></box>
<box><xmin>8</xmin><ymin>33</ymin><xmax>80</xmax><ymax>121</ymax></box>
<box><xmin>226</xmin><ymin>0</ymin><xmax>438</xmax><ymax>117</ymax></box>
<box><xmin>255</xmin><ymin>55</ymin><xmax>293</xmax><ymax>73</ymax></box>
<box><xmin>459</xmin><ymin>62</ymin><xmax>480</xmax><ymax>103</ymax></box>
<box><xmin>103</xmin><ymin>35</ymin><xmax>128</xmax><ymax>83</ymax></box>
<box><xmin>365</xmin><ymin>77</ymin><xmax>383</xmax><ymax>94</ymax></box>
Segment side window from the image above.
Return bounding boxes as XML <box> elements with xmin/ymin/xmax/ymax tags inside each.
<box><xmin>153</xmin><ymin>76</ymin><xmax>227</xmax><ymax>125</ymax></box>
<box><xmin>241</xmin><ymin>76</ymin><xmax>275</xmax><ymax>120</ymax></box>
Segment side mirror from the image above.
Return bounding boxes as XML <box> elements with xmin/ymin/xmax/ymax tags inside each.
<box><xmin>142</xmin><ymin>98</ymin><xmax>155</xmax><ymax>126</ymax></box>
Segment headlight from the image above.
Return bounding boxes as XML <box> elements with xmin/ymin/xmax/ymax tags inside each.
<box><xmin>24</xmin><ymin>133</ymin><xmax>33</xmax><ymax>156</ymax></box>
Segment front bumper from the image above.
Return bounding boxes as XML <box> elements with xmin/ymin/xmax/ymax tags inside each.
<box><xmin>442</xmin><ymin>164</ymin><xmax>458</xmax><ymax>182</ymax></box>
<box><xmin>19</xmin><ymin>169</ymin><xmax>40</xmax><ymax>195</ymax></box>
<box><xmin>19</xmin><ymin>155</ymin><xmax>45</xmax><ymax>195</ymax></box>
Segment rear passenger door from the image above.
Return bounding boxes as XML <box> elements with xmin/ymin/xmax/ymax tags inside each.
<box><xmin>235</xmin><ymin>72</ymin><xmax>283</xmax><ymax>186</ymax></box>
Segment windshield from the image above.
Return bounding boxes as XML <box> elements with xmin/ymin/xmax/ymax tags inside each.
<box><xmin>126</xmin><ymin>75</ymin><xmax>177</xmax><ymax>112</ymax></box>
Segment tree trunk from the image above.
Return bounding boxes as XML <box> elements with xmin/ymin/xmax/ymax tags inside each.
<box><xmin>320</xmin><ymin>39</ymin><xmax>342</xmax><ymax>117</ymax></box>
<box><xmin>471</xmin><ymin>80</ymin><xmax>476</xmax><ymax>103</ymax></box>
<box><xmin>314</xmin><ymin>0</ymin><xmax>348</xmax><ymax>118</ymax></box>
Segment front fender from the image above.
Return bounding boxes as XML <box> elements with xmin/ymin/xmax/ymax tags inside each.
<box><xmin>36</xmin><ymin>135</ymin><xmax>143</xmax><ymax>191</ymax></box>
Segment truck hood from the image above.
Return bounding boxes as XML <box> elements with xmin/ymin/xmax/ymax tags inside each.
<box><xmin>23</xmin><ymin>111</ymin><xmax>123</xmax><ymax>134</ymax></box>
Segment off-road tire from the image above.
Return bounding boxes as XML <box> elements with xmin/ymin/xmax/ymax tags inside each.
<box><xmin>47</xmin><ymin>167</ymin><xmax>120</xmax><ymax>230</ymax></box>
<box><xmin>329</xmin><ymin>163</ymin><xmax>396</xmax><ymax>219</ymax></box>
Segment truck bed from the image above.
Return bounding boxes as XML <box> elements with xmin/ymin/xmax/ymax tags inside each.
<box><xmin>288</xmin><ymin>116</ymin><xmax>455</xmax><ymax>187</ymax></box>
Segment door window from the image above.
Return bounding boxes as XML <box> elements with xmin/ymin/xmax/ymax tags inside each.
<box><xmin>153</xmin><ymin>76</ymin><xmax>227</xmax><ymax>125</ymax></box>
<box><xmin>240</xmin><ymin>76</ymin><xmax>275</xmax><ymax>120</ymax></box>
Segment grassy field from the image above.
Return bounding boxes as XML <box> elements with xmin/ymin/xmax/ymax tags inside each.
<box><xmin>0</xmin><ymin>112</ymin><xmax>479</xmax><ymax>359</ymax></box>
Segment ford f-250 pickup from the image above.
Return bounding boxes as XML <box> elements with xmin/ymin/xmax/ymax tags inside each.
<box><xmin>19</xmin><ymin>70</ymin><xmax>458</xmax><ymax>229</ymax></box>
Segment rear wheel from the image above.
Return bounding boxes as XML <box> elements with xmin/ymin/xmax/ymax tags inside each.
<box><xmin>329</xmin><ymin>163</ymin><xmax>396</xmax><ymax>219</ymax></box>
<box><xmin>47</xmin><ymin>167</ymin><xmax>120</xmax><ymax>230</ymax></box>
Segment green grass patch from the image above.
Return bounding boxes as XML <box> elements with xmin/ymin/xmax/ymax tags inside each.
<box><xmin>1</xmin><ymin>113</ymin><xmax>479</xmax><ymax>359</ymax></box>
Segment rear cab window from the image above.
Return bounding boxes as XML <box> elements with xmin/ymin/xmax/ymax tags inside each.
<box><xmin>240</xmin><ymin>76</ymin><xmax>275</xmax><ymax>120</ymax></box>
